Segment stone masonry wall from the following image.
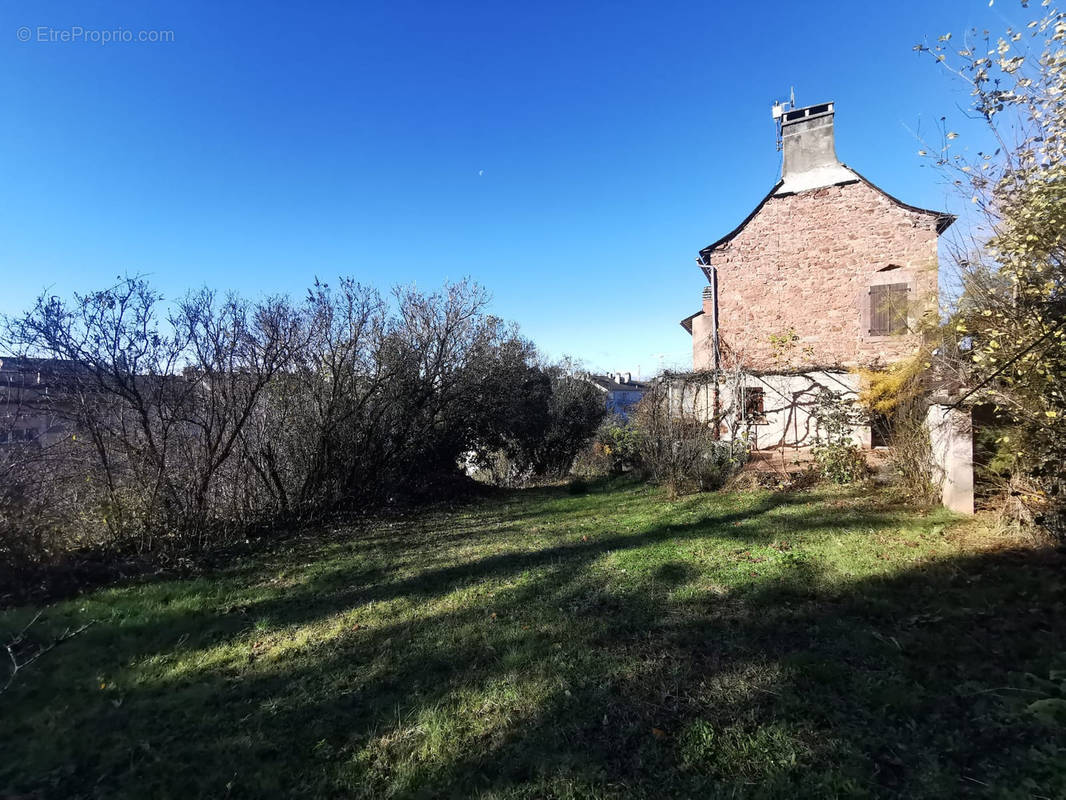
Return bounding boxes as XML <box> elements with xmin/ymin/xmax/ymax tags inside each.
<box><xmin>693</xmin><ymin>180</ymin><xmax>940</xmax><ymax>372</ymax></box>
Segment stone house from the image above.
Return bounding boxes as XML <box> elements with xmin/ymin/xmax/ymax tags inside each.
<box><xmin>681</xmin><ymin>100</ymin><xmax>955</xmax><ymax>452</ymax></box>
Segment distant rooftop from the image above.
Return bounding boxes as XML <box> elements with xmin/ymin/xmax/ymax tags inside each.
<box><xmin>585</xmin><ymin>373</ymin><xmax>650</xmax><ymax>392</ymax></box>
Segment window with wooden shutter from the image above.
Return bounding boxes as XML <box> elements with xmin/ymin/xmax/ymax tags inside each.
<box><xmin>868</xmin><ymin>283</ymin><xmax>909</xmax><ymax>335</ymax></box>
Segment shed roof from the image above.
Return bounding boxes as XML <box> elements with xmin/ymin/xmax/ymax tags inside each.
<box><xmin>679</xmin><ymin>309</ymin><xmax>704</xmax><ymax>334</ymax></box>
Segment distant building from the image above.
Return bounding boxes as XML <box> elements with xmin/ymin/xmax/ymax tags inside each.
<box><xmin>584</xmin><ymin>373</ymin><xmax>649</xmax><ymax>419</ymax></box>
<box><xmin>0</xmin><ymin>357</ymin><xmax>82</xmax><ymax>448</ymax></box>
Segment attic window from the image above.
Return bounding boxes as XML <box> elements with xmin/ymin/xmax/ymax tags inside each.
<box><xmin>869</xmin><ymin>283</ymin><xmax>910</xmax><ymax>336</ymax></box>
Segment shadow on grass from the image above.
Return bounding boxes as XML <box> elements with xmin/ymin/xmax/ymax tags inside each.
<box><xmin>49</xmin><ymin>487</ymin><xmax>835</xmax><ymax>649</ymax></box>
<box><xmin>3</xmin><ymin>487</ymin><xmax>1063</xmax><ymax>798</ymax></box>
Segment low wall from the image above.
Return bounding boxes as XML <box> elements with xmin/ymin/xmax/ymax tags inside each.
<box><xmin>926</xmin><ymin>403</ymin><xmax>975</xmax><ymax>515</ymax></box>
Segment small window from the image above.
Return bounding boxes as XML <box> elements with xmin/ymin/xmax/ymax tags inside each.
<box><xmin>869</xmin><ymin>283</ymin><xmax>909</xmax><ymax>336</ymax></box>
<box><xmin>743</xmin><ymin>387</ymin><xmax>765</xmax><ymax>422</ymax></box>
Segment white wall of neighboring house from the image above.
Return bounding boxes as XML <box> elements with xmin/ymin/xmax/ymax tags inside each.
<box><xmin>666</xmin><ymin>370</ymin><xmax>870</xmax><ymax>450</ymax></box>
<box><xmin>606</xmin><ymin>389</ymin><xmax>644</xmax><ymax>417</ymax></box>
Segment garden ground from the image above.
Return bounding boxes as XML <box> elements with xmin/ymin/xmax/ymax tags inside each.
<box><xmin>2</xmin><ymin>480</ymin><xmax>1064</xmax><ymax>798</ymax></box>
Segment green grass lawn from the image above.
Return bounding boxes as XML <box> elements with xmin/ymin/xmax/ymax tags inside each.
<box><xmin>2</xmin><ymin>480</ymin><xmax>1065</xmax><ymax>798</ymax></box>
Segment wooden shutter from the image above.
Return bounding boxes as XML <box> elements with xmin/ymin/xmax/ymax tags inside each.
<box><xmin>869</xmin><ymin>285</ymin><xmax>888</xmax><ymax>335</ymax></box>
<box><xmin>887</xmin><ymin>283</ymin><xmax>909</xmax><ymax>334</ymax></box>
<box><xmin>869</xmin><ymin>283</ymin><xmax>909</xmax><ymax>335</ymax></box>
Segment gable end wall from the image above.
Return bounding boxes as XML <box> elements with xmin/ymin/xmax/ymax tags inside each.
<box><xmin>694</xmin><ymin>180</ymin><xmax>940</xmax><ymax>372</ymax></box>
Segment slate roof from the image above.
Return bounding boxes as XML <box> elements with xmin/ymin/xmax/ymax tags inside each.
<box><xmin>585</xmin><ymin>374</ymin><xmax>650</xmax><ymax>393</ymax></box>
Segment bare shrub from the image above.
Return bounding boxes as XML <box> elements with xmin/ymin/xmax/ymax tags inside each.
<box><xmin>4</xmin><ymin>280</ymin><xmax>300</xmax><ymax>553</ymax></box>
<box><xmin>0</xmin><ymin>275</ymin><xmax>570</xmax><ymax>583</ymax></box>
<box><xmin>632</xmin><ymin>374</ymin><xmax>749</xmax><ymax>496</ymax></box>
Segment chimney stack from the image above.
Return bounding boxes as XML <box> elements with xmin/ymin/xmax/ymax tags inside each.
<box><xmin>780</xmin><ymin>102</ymin><xmax>837</xmax><ymax>177</ymax></box>
<box><xmin>773</xmin><ymin>101</ymin><xmax>855</xmax><ymax>194</ymax></box>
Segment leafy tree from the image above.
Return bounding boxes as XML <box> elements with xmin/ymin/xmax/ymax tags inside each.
<box><xmin>919</xmin><ymin>1</ymin><xmax>1066</xmax><ymax>534</ymax></box>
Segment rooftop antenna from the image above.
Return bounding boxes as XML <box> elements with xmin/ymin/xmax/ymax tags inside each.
<box><xmin>771</xmin><ymin>88</ymin><xmax>796</xmax><ymax>151</ymax></box>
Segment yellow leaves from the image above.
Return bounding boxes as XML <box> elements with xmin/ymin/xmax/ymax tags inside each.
<box><xmin>856</xmin><ymin>356</ymin><xmax>926</xmax><ymax>415</ymax></box>
<box><xmin>1046</xmin><ymin>410</ymin><xmax>1059</xmax><ymax>418</ymax></box>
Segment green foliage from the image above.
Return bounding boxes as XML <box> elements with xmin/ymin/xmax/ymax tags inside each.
<box><xmin>571</xmin><ymin>416</ymin><xmax>641</xmax><ymax>479</ymax></box>
<box><xmin>0</xmin><ymin>277</ymin><xmax>607</xmax><ymax>574</ymax></box>
<box><xmin>768</xmin><ymin>327</ymin><xmax>815</xmax><ymax>368</ymax></box>
<box><xmin>811</xmin><ymin>389</ymin><xmax>869</xmax><ymax>485</ymax></box>
<box><xmin>812</xmin><ymin>441</ymin><xmax>867</xmax><ymax>485</ymax></box>
<box><xmin>532</xmin><ymin>368</ymin><xmax>608</xmax><ymax>476</ymax></box>
<box><xmin>483</xmin><ymin>364</ymin><xmax>607</xmax><ymax>482</ymax></box>
<box><xmin>600</xmin><ymin>416</ymin><xmax>642</xmax><ymax>471</ymax></box>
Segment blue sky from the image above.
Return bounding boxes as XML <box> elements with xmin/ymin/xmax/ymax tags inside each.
<box><xmin>1</xmin><ymin>0</ymin><xmax>1015</xmax><ymax>375</ymax></box>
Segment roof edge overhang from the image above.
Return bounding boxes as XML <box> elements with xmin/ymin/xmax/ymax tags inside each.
<box><xmin>698</xmin><ymin>169</ymin><xmax>956</xmax><ymax>267</ymax></box>
<box><xmin>680</xmin><ymin>309</ymin><xmax>703</xmax><ymax>334</ymax></box>
<box><xmin>698</xmin><ymin>180</ymin><xmax>783</xmax><ymax>267</ymax></box>
<box><xmin>846</xmin><ymin>166</ymin><xmax>956</xmax><ymax>235</ymax></box>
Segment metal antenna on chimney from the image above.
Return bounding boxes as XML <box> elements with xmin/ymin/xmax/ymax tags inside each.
<box><xmin>770</xmin><ymin>89</ymin><xmax>796</xmax><ymax>151</ymax></box>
